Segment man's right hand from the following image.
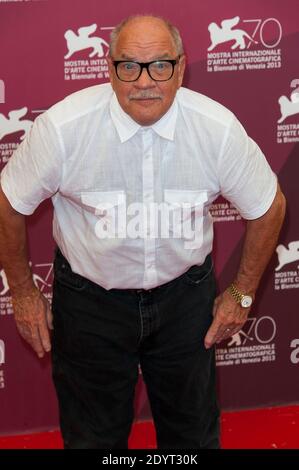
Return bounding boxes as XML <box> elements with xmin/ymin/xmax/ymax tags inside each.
<box><xmin>12</xmin><ymin>287</ymin><xmax>53</xmax><ymax>358</ymax></box>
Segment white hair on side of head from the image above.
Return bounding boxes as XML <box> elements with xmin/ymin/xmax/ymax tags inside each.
<box><xmin>109</xmin><ymin>14</ymin><xmax>184</xmax><ymax>57</ymax></box>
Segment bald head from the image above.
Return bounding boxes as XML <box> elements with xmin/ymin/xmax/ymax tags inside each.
<box><xmin>109</xmin><ymin>15</ymin><xmax>184</xmax><ymax>58</ymax></box>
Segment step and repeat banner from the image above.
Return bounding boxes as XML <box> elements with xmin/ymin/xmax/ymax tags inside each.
<box><xmin>0</xmin><ymin>0</ymin><xmax>298</xmax><ymax>434</ymax></box>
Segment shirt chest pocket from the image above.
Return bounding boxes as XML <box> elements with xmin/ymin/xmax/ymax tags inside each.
<box><xmin>164</xmin><ymin>189</ymin><xmax>208</xmax><ymax>248</ymax></box>
<box><xmin>80</xmin><ymin>190</ymin><xmax>126</xmax><ymax>238</ymax></box>
<box><xmin>164</xmin><ymin>189</ymin><xmax>208</xmax><ymax>218</ymax></box>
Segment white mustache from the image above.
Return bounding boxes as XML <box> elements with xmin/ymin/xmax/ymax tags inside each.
<box><xmin>129</xmin><ymin>92</ymin><xmax>162</xmax><ymax>100</ymax></box>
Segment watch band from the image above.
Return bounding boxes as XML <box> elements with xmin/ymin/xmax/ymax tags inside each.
<box><xmin>228</xmin><ymin>283</ymin><xmax>253</xmax><ymax>308</ymax></box>
<box><xmin>228</xmin><ymin>283</ymin><xmax>243</xmax><ymax>303</ymax></box>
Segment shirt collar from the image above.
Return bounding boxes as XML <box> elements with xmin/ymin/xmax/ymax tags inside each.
<box><xmin>151</xmin><ymin>98</ymin><xmax>177</xmax><ymax>141</ymax></box>
<box><xmin>110</xmin><ymin>92</ymin><xmax>140</xmax><ymax>143</ymax></box>
<box><xmin>110</xmin><ymin>91</ymin><xmax>178</xmax><ymax>143</ymax></box>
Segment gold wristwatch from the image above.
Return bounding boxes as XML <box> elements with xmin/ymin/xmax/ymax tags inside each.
<box><xmin>228</xmin><ymin>283</ymin><xmax>253</xmax><ymax>308</ymax></box>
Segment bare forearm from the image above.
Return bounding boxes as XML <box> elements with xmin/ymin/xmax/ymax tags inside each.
<box><xmin>0</xmin><ymin>187</ymin><xmax>34</xmax><ymax>294</ymax></box>
<box><xmin>0</xmin><ymin>186</ymin><xmax>52</xmax><ymax>357</ymax></box>
<box><xmin>234</xmin><ymin>185</ymin><xmax>286</xmax><ymax>294</ymax></box>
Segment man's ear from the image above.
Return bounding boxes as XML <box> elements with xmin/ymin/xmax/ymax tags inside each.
<box><xmin>177</xmin><ymin>54</ymin><xmax>186</xmax><ymax>88</ymax></box>
<box><xmin>107</xmin><ymin>56</ymin><xmax>115</xmax><ymax>88</ymax></box>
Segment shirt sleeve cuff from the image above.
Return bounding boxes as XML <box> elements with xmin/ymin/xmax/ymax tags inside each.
<box><xmin>238</xmin><ymin>176</ymin><xmax>277</xmax><ymax>220</ymax></box>
<box><xmin>1</xmin><ymin>173</ymin><xmax>36</xmax><ymax>215</ymax></box>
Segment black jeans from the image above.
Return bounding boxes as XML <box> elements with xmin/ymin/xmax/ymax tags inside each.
<box><xmin>51</xmin><ymin>249</ymin><xmax>219</xmax><ymax>449</ymax></box>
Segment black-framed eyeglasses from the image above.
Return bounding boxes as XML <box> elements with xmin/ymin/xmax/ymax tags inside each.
<box><xmin>112</xmin><ymin>57</ymin><xmax>180</xmax><ymax>82</ymax></box>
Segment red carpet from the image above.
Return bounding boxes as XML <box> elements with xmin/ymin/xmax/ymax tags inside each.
<box><xmin>0</xmin><ymin>406</ymin><xmax>299</xmax><ymax>449</ymax></box>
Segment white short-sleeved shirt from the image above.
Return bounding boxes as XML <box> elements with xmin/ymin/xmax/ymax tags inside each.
<box><xmin>1</xmin><ymin>83</ymin><xmax>277</xmax><ymax>289</ymax></box>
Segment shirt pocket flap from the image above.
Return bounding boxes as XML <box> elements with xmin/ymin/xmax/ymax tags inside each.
<box><xmin>164</xmin><ymin>189</ymin><xmax>208</xmax><ymax>207</ymax></box>
<box><xmin>80</xmin><ymin>190</ymin><xmax>125</xmax><ymax>213</ymax></box>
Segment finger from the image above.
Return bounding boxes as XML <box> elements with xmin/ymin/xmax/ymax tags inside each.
<box><xmin>212</xmin><ymin>296</ymin><xmax>220</xmax><ymax>318</ymax></box>
<box><xmin>38</xmin><ymin>316</ymin><xmax>52</xmax><ymax>352</ymax></box>
<box><xmin>216</xmin><ymin>329</ymin><xmax>232</xmax><ymax>344</ymax></box>
<box><xmin>204</xmin><ymin>319</ymin><xmax>223</xmax><ymax>349</ymax></box>
<box><xmin>30</xmin><ymin>329</ymin><xmax>46</xmax><ymax>358</ymax></box>
<box><xmin>46</xmin><ymin>306</ymin><xmax>54</xmax><ymax>331</ymax></box>
<box><xmin>16</xmin><ymin>322</ymin><xmax>42</xmax><ymax>355</ymax></box>
<box><xmin>223</xmin><ymin>326</ymin><xmax>241</xmax><ymax>340</ymax></box>
<box><xmin>207</xmin><ymin>321</ymin><xmax>235</xmax><ymax>345</ymax></box>
<box><xmin>212</xmin><ymin>302</ymin><xmax>217</xmax><ymax>318</ymax></box>
<box><xmin>36</xmin><ymin>297</ymin><xmax>52</xmax><ymax>352</ymax></box>
<box><xmin>216</xmin><ymin>324</ymin><xmax>240</xmax><ymax>344</ymax></box>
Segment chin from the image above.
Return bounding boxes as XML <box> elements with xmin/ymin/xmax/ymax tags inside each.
<box><xmin>131</xmin><ymin>109</ymin><xmax>165</xmax><ymax>126</ymax></box>
<box><xmin>127</xmin><ymin>102</ymin><xmax>166</xmax><ymax>126</ymax></box>
<box><xmin>135</xmin><ymin>116</ymin><xmax>159</xmax><ymax>126</ymax></box>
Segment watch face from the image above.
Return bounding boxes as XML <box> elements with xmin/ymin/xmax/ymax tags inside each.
<box><xmin>241</xmin><ymin>295</ymin><xmax>252</xmax><ymax>308</ymax></box>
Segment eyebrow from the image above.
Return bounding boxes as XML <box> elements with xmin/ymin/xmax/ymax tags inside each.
<box><xmin>118</xmin><ymin>53</ymin><xmax>174</xmax><ymax>61</ymax></box>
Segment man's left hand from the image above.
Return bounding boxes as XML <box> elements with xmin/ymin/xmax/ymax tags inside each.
<box><xmin>204</xmin><ymin>290</ymin><xmax>251</xmax><ymax>349</ymax></box>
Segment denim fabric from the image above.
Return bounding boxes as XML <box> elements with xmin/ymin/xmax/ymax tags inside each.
<box><xmin>51</xmin><ymin>249</ymin><xmax>219</xmax><ymax>449</ymax></box>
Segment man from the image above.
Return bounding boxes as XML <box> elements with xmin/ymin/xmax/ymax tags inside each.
<box><xmin>0</xmin><ymin>15</ymin><xmax>285</xmax><ymax>449</ymax></box>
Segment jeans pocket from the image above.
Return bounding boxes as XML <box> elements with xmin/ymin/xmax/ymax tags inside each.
<box><xmin>183</xmin><ymin>256</ymin><xmax>214</xmax><ymax>286</ymax></box>
<box><xmin>54</xmin><ymin>253</ymin><xmax>88</xmax><ymax>291</ymax></box>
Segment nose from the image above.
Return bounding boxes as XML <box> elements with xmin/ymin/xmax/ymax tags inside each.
<box><xmin>135</xmin><ymin>67</ymin><xmax>155</xmax><ymax>88</ymax></box>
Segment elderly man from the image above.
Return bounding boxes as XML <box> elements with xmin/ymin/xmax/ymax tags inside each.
<box><xmin>0</xmin><ymin>15</ymin><xmax>285</xmax><ymax>449</ymax></box>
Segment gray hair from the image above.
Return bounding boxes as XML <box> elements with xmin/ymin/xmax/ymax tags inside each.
<box><xmin>109</xmin><ymin>14</ymin><xmax>184</xmax><ymax>57</ymax></box>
